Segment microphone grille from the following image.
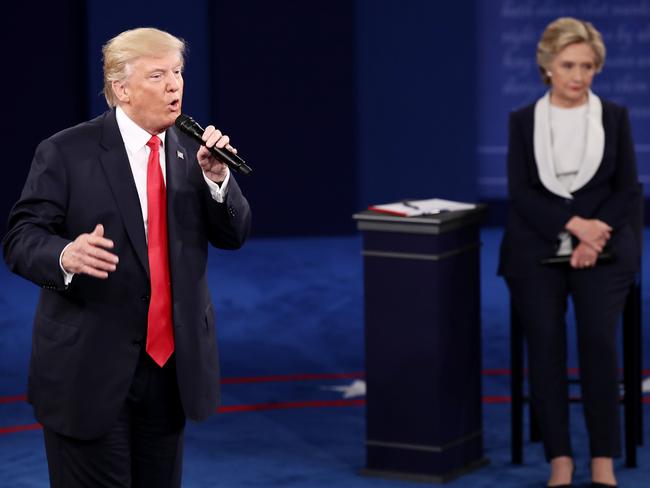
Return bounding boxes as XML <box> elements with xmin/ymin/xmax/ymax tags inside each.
<box><xmin>174</xmin><ymin>113</ymin><xmax>192</xmax><ymax>129</ymax></box>
<box><xmin>175</xmin><ymin>114</ymin><xmax>205</xmax><ymax>138</ymax></box>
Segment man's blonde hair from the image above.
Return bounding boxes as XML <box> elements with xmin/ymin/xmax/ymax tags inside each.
<box><xmin>536</xmin><ymin>17</ymin><xmax>605</xmax><ymax>85</ymax></box>
<box><xmin>102</xmin><ymin>27</ymin><xmax>186</xmax><ymax>107</ymax></box>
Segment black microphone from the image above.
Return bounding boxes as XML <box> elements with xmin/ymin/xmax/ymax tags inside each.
<box><xmin>175</xmin><ymin>114</ymin><xmax>252</xmax><ymax>175</ymax></box>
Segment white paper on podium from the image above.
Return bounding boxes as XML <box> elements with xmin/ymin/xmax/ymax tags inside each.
<box><xmin>368</xmin><ymin>198</ymin><xmax>476</xmax><ymax>217</ymax></box>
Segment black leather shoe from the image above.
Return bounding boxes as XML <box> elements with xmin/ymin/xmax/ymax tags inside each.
<box><xmin>591</xmin><ymin>483</ymin><xmax>617</xmax><ymax>488</ymax></box>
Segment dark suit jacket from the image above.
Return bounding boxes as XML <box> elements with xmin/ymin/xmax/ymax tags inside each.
<box><xmin>498</xmin><ymin>99</ymin><xmax>640</xmax><ymax>277</ymax></box>
<box><xmin>2</xmin><ymin>109</ymin><xmax>251</xmax><ymax>439</ymax></box>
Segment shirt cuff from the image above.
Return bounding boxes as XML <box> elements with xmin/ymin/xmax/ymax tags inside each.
<box><xmin>202</xmin><ymin>168</ymin><xmax>230</xmax><ymax>203</ymax></box>
<box><xmin>59</xmin><ymin>242</ymin><xmax>75</xmax><ymax>286</ymax></box>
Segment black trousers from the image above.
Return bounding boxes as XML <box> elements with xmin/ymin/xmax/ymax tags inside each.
<box><xmin>43</xmin><ymin>351</ymin><xmax>186</xmax><ymax>488</ymax></box>
<box><xmin>507</xmin><ymin>260</ymin><xmax>635</xmax><ymax>461</ymax></box>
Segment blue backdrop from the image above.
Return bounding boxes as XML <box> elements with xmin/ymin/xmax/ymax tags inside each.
<box><xmin>2</xmin><ymin>1</ymin><xmax>88</xmax><ymax>236</ymax></box>
<box><xmin>2</xmin><ymin>0</ymin><xmax>478</xmax><ymax>236</ymax></box>
<box><xmin>357</xmin><ymin>1</ymin><xmax>478</xmax><ymax>209</ymax></box>
<box><xmin>3</xmin><ymin>0</ymin><xmax>649</xmax><ymax>235</ymax></box>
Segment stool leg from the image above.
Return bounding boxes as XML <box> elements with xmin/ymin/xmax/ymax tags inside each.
<box><xmin>529</xmin><ymin>402</ymin><xmax>542</xmax><ymax>442</ymax></box>
<box><xmin>622</xmin><ymin>280</ymin><xmax>640</xmax><ymax>468</ymax></box>
<box><xmin>633</xmin><ymin>282</ymin><xmax>643</xmax><ymax>447</ymax></box>
<box><xmin>511</xmin><ymin>301</ymin><xmax>524</xmax><ymax>464</ymax></box>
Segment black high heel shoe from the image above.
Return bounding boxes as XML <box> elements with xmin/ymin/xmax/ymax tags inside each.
<box><xmin>591</xmin><ymin>483</ymin><xmax>617</xmax><ymax>488</ymax></box>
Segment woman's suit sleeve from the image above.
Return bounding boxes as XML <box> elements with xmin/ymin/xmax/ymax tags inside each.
<box><xmin>593</xmin><ymin>107</ymin><xmax>640</xmax><ymax>229</ymax></box>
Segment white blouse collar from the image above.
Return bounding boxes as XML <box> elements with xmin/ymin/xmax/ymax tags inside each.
<box><xmin>533</xmin><ymin>90</ymin><xmax>604</xmax><ymax>199</ymax></box>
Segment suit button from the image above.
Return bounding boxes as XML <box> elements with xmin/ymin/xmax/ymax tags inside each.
<box><xmin>140</xmin><ymin>294</ymin><xmax>150</xmax><ymax>302</ymax></box>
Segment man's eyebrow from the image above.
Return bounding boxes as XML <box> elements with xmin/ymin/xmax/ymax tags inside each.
<box><xmin>145</xmin><ymin>64</ymin><xmax>184</xmax><ymax>74</ymax></box>
<box><xmin>146</xmin><ymin>67</ymin><xmax>165</xmax><ymax>74</ymax></box>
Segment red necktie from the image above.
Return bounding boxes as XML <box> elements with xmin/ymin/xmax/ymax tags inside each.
<box><xmin>145</xmin><ymin>135</ymin><xmax>174</xmax><ymax>367</ymax></box>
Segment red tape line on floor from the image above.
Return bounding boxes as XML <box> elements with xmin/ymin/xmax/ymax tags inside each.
<box><xmin>0</xmin><ymin>423</ymin><xmax>41</xmax><ymax>435</ymax></box>
<box><xmin>0</xmin><ymin>394</ymin><xmax>27</xmax><ymax>404</ymax></box>
<box><xmin>2</xmin><ymin>398</ymin><xmax>649</xmax><ymax>436</ymax></box>
<box><xmin>218</xmin><ymin>399</ymin><xmax>366</xmax><ymax>413</ymax></box>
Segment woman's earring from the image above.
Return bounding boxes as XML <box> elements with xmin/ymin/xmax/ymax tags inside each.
<box><xmin>547</xmin><ymin>71</ymin><xmax>552</xmax><ymax>77</ymax></box>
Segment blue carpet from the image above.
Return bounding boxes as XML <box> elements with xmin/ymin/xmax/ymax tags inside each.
<box><xmin>0</xmin><ymin>228</ymin><xmax>648</xmax><ymax>487</ymax></box>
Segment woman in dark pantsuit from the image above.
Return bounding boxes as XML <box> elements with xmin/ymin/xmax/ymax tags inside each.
<box><xmin>498</xmin><ymin>17</ymin><xmax>640</xmax><ymax>488</ymax></box>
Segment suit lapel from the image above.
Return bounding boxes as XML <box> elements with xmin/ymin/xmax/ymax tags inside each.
<box><xmin>98</xmin><ymin>110</ymin><xmax>150</xmax><ymax>277</ymax></box>
<box><xmin>165</xmin><ymin>127</ymin><xmax>189</xmax><ymax>273</ymax></box>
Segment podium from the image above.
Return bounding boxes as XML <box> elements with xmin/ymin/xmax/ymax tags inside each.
<box><xmin>353</xmin><ymin>206</ymin><xmax>487</xmax><ymax>483</ymax></box>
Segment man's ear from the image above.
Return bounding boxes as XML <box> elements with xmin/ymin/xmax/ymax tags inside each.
<box><xmin>112</xmin><ymin>80</ymin><xmax>130</xmax><ymax>104</ymax></box>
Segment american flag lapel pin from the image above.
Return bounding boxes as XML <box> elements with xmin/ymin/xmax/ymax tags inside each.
<box><xmin>177</xmin><ymin>150</ymin><xmax>184</xmax><ymax>160</ymax></box>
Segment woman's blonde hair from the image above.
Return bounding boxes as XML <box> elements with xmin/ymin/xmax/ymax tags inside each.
<box><xmin>536</xmin><ymin>17</ymin><xmax>605</xmax><ymax>85</ymax></box>
<box><xmin>102</xmin><ymin>27</ymin><xmax>186</xmax><ymax>107</ymax></box>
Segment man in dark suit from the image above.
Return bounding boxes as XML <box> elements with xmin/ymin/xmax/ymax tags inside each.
<box><xmin>2</xmin><ymin>27</ymin><xmax>251</xmax><ymax>487</ymax></box>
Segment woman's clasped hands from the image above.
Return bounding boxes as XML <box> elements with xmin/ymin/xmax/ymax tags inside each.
<box><xmin>565</xmin><ymin>216</ymin><xmax>612</xmax><ymax>269</ymax></box>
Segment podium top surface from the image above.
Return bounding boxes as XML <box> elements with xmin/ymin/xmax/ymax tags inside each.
<box><xmin>353</xmin><ymin>205</ymin><xmax>486</xmax><ymax>235</ymax></box>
